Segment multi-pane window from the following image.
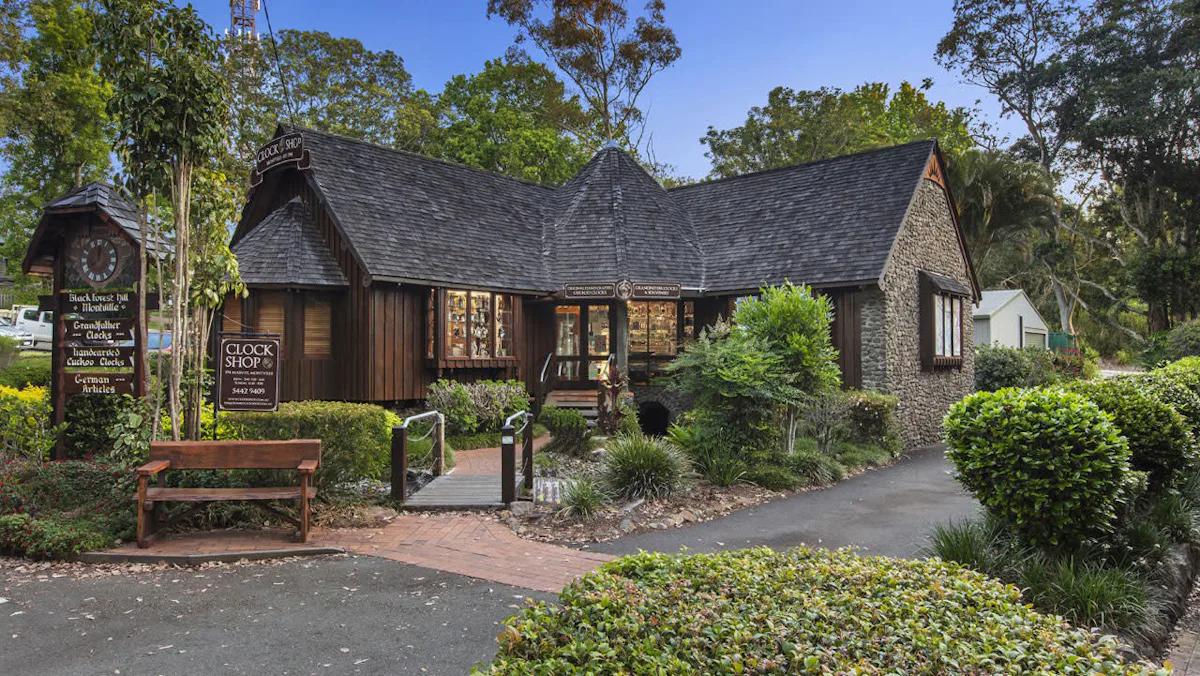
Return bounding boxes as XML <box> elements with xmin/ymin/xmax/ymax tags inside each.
<box><xmin>934</xmin><ymin>293</ymin><xmax>963</xmax><ymax>358</ymax></box>
<box><xmin>443</xmin><ymin>289</ymin><xmax>516</xmax><ymax>360</ymax></box>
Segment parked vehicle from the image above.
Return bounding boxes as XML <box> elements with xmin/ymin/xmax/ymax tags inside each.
<box><xmin>0</xmin><ymin>317</ymin><xmax>34</xmax><ymax>349</ymax></box>
<box><xmin>14</xmin><ymin>306</ymin><xmax>53</xmax><ymax>351</ymax></box>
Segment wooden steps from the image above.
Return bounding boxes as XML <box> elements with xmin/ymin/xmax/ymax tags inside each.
<box><xmin>545</xmin><ymin>390</ymin><xmax>600</xmax><ymax>423</ymax></box>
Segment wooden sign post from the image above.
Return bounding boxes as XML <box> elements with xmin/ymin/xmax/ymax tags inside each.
<box><xmin>22</xmin><ymin>184</ymin><xmax>149</xmax><ymax>460</ymax></box>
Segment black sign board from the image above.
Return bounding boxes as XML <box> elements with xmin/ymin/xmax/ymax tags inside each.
<box><xmin>250</xmin><ymin>133</ymin><xmax>311</xmax><ymax>187</ymax></box>
<box><xmin>632</xmin><ymin>282</ymin><xmax>682</xmax><ymax>300</ymax></box>
<box><xmin>564</xmin><ymin>282</ymin><xmax>616</xmax><ymax>299</ymax></box>
<box><xmin>63</xmin><ymin>371</ymin><xmax>136</xmax><ymax>396</ymax></box>
<box><xmin>62</xmin><ymin>290</ymin><xmax>135</xmax><ymax>317</ymax></box>
<box><xmin>217</xmin><ymin>337</ymin><xmax>280</xmax><ymax>412</ymax></box>
<box><xmin>65</xmin><ymin>317</ymin><xmax>135</xmax><ymax>343</ymax></box>
<box><xmin>64</xmin><ymin>345</ymin><xmax>136</xmax><ymax>370</ymax></box>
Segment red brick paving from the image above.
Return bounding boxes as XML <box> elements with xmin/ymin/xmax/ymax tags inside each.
<box><xmin>452</xmin><ymin>434</ymin><xmax>551</xmax><ymax>475</ymax></box>
<box><xmin>95</xmin><ymin>514</ymin><xmax>612</xmax><ymax>593</ymax></box>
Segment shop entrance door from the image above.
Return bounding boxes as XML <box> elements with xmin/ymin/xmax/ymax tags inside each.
<box><xmin>554</xmin><ymin>304</ymin><xmax>611</xmax><ymax>387</ymax></box>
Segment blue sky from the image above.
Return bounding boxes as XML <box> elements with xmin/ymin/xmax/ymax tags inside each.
<box><xmin>192</xmin><ymin>0</ymin><xmax>1021</xmax><ymax>179</ymax></box>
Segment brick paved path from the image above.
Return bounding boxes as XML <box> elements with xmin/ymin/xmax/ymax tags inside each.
<box><xmin>314</xmin><ymin>515</ymin><xmax>610</xmax><ymax>593</ymax></box>
<box><xmin>452</xmin><ymin>434</ymin><xmax>551</xmax><ymax>475</ymax></box>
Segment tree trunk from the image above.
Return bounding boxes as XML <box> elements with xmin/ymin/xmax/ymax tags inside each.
<box><xmin>1148</xmin><ymin>299</ymin><xmax>1170</xmax><ymax>335</ymax></box>
<box><xmin>168</xmin><ymin>162</ymin><xmax>193</xmax><ymax>440</ymax></box>
<box><xmin>1049</xmin><ymin>274</ymin><xmax>1076</xmax><ymax>334</ymax></box>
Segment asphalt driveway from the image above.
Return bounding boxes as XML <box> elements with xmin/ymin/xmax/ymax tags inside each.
<box><xmin>592</xmin><ymin>444</ymin><xmax>979</xmax><ymax>558</ymax></box>
<box><xmin>0</xmin><ymin>555</ymin><xmax>548</xmax><ymax>676</ymax></box>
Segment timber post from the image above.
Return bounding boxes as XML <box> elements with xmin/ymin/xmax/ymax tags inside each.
<box><xmin>501</xmin><ymin>422</ymin><xmax>516</xmax><ymax>504</ymax></box>
<box><xmin>391</xmin><ymin>425</ymin><xmax>407</xmax><ymax>502</ymax></box>
<box><xmin>522</xmin><ymin>411</ymin><xmax>534</xmax><ymax>493</ymax></box>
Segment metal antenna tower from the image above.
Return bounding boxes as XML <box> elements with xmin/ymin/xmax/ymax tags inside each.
<box><xmin>230</xmin><ymin>0</ymin><xmax>260</xmax><ymax>39</ymax></box>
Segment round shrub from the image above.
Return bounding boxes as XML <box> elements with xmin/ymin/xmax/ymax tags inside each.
<box><xmin>944</xmin><ymin>387</ymin><xmax>1132</xmax><ymax>549</ymax></box>
<box><xmin>1068</xmin><ymin>379</ymin><xmax>1196</xmax><ymax>488</ymax></box>
<box><xmin>538</xmin><ymin>405</ymin><xmax>590</xmax><ymax>457</ymax></box>
<box><xmin>478</xmin><ymin>547</ymin><xmax>1156</xmax><ymax>675</ymax></box>
<box><xmin>1166</xmin><ymin>321</ymin><xmax>1200</xmax><ymax>361</ymax></box>
<box><xmin>602</xmin><ymin>435</ymin><xmax>687</xmax><ymax>500</ymax></box>
<box><xmin>1122</xmin><ymin>372</ymin><xmax>1200</xmax><ymax>430</ymax></box>
<box><xmin>843</xmin><ymin>389</ymin><xmax>901</xmax><ymax>455</ymax></box>
<box><xmin>974</xmin><ymin>343</ymin><xmax>1048</xmax><ymax>391</ymax></box>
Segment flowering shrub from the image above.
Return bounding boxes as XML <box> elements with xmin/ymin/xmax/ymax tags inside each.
<box><xmin>0</xmin><ymin>385</ymin><xmax>56</xmax><ymax>461</ymax></box>
<box><xmin>478</xmin><ymin>548</ymin><xmax>1164</xmax><ymax>675</ymax></box>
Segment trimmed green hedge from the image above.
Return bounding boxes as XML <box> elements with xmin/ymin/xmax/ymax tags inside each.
<box><xmin>477</xmin><ymin>548</ymin><xmax>1161</xmax><ymax>675</ymax></box>
<box><xmin>223</xmin><ymin>401</ymin><xmax>392</xmax><ymax>491</ymax></box>
<box><xmin>0</xmin><ymin>461</ymin><xmax>135</xmax><ymax>558</ymax></box>
<box><xmin>1068</xmin><ymin>379</ymin><xmax>1196</xmax><ymax>489</ymax></box>
<box><xmin>0</xmin><ymin>354</ymin><xmax>51</xmax><ymax>389</ymax></box>
<box><xmin>945</xmin><ymin>387</ymin><xmax>1132</xmax><ymax>548</ymax></box>
<box><xmin>538</xmin><ymin>405</ymin><xmax>589</xmax><ymax>457</ymax></box>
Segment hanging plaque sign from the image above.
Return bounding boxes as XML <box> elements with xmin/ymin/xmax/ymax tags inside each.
<box><xmin>250</xmin><ymin>133</ymin><xmax>311</xmax><ymax>187</ymax></box>
<box><xmin>217</xmin><ymin>337</ymin><xmax>281</xmax><ymax>412</ymax></box>
<box><xmin>64</xmin><ymin>345</ymin><xmax>136</xmax><ymax>369</ymax></box>
<box><xmin>62</xmin><ymin>290</ymin><xmax>135</xmax><ymax>317</ymax></box>
<box><xmin>632</xmin><ymin>282</ymin><xmax>681</xmax><ymax>300</ymax></box>
<box><xmin>63</xmin><ymin>371</ymin><xmax>137</xmax><ymax>396</ymax></box>
<box><xmin>65</xmin><ymin>317</ymin><xmax>135</xmax><ymax>343</ymax></box>
<box><xmin>564</xmin><ymin>283</ymin><xmax>616</xmax><ymax>299</ymax></box>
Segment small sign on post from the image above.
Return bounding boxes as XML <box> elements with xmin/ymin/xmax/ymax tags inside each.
<box><xmin>216</xmin><ymin>336</ymin><xmax>280</xmax><ymax>412</ymax></box>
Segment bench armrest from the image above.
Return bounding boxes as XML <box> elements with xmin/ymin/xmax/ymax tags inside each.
<box><xmin>297</xmin><ymin>459</ymin><xmax>318</xmax><ymax>473</ymax></box>
<box><xmin>136</xmin><ymin>460</ymin><xmax>170</xmax><ymax>476</ymax></box>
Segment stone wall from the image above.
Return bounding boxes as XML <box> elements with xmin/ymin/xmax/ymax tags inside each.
<box><xmin>632</xmin><ymin>385</ymin><xmax>692</xmax><ymax>425</ymax></box>
<box><xmin>859</xmin><ymin>288</ymin><xmax>887</xmax><ymax>392</ymax></box>
<box><xmin>880</xmin><ymin>179</ymin><xmax>975</xmax><ymax>447</ymax></box>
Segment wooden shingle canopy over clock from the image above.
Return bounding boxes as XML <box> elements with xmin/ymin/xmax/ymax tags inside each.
<box><xmin>21</xmin><ymin>182</ymin><xmax>156</xmax><ymax>460</ymax></box>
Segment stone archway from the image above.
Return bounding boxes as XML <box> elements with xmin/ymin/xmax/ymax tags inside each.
<box><xmin>632</xmin><ymin>386</ymin><xmax>692</xmax><ymax>436</ymax></box>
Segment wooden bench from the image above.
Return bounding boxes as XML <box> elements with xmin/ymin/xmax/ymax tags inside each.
<box><xmin>135</xmin><ymin>440</ymin><xmax>321</xmax><ymax>548</ymax></box>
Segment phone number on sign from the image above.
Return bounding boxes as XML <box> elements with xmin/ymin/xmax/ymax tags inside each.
<box><xmin>231</xmin><ymin>387</ymin><xmax>267</xmax><ymax>396</ymax></box>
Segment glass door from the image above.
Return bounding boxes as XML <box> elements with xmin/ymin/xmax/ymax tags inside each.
<box><xmin>587</xmin><ymin>306</ymin><xmax>611</xmax><ymax>381</ymax></box>
<box><xmin>555</xmin><ymin>306</ymin><xmax>582</xmax><ymax>381</ymax></box>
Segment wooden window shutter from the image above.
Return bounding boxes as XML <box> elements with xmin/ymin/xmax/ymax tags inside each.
<box><xmin>918</xmin><ymin>273</ymin><xmax>934</xmax><ymax>372</ymax></box>
<box><xmin>222</xmin><ymin>293</ymin><xmax>243</xmax><ymax>333</ymax></box>
<box><xmin>304</xmin><ymin>295</ymin><xmax>332</xmax><ymax>358</ymax></box>
<box><xmin>258</xmin><ymin>292</ymin><xmax>286</xmax><ymax>350</ymax></box>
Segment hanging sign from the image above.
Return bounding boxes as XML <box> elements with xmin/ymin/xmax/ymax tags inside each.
<box><xmin>564</xmin><ymin>282</ymin><xmax>616</xmax><ymax>299</ymax></box>
<box><xmin>65</xmin><ymin>317</ymin><xmax>135</xmax><ymax>342</ymax></box>
<box><xmin>250</xmin><ymin>133</ymin><xmax>311</xmax><ymax>187</ymax></box>
<box><xmin>64</xmin><ymin>345</ymin><xmax>136</xmax><ymax>370</ymax></box>
<box><xmin>217</xmin><ymin>337</ymin><xmax>280</xmax><ymax>412</ymax></box>
<box><xmin>632</xmin><ymin>282</ymin><xmax>681</xmax><ymax>300</ymax></box>
<box><xmin>63</xmin><ymin>371</ymin><xmax>137</xmax><ymax>396</ymax></box>
<box><xmin>62</xmin><ymin>290</ymin><xmax>135</xmax><ymax>317</ymax></box>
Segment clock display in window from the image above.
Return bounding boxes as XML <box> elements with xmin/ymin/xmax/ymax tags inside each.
<box><xmin>80</xmin><ymin>237</ymin><xmax>119</xmax><ymax>284</ymax></box>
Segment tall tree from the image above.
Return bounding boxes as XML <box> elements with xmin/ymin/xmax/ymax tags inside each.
<box><xmin>486</xmin><ymin>0</ymin><xmax>681</xmax><ymax>148</ymax></box>
<box><xmin>701</xmin><ymin>81</ymin><xmax>975</xmax><ymax>178</ymax></box>
<box><xmin>98</xmin><ymin>0</ymin><xmax>230</xmax><ymax>440</ymax></box>
<box><xmin>1060</xmin><ymin>0</ymin><xmax>1200</xmax><ymax>331</ymax></box>
<box><xmin>437</xmin><ymin>55</ymin><xmax>590</xmax><ymax>183</ymax></box>
<box><xmin>937</xmin><ymin>0</ymin><xmax>1086</xmax><ymax>333</ymax></box>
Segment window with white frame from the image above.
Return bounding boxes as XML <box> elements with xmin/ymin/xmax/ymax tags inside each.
<box><xmin>934</xmin><ymin>293</ymin><xmax>963</xmax><ymax>358</ymax></box>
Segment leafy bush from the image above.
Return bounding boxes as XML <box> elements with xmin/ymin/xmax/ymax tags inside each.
<box><xmin>0</xmin><ymin>385</ymin><xmax>55</xmax><ymax>461</ymax></box>
<box><xmin>557</xmin><ymin>477</ymin><xmax>608</xmax><ymax>520</ymax></box>
<box><xmin>742</xmin><ymin>465</ymin><xmax>801</xmax><ymax>490</ymax></box>
<box><xmin>1068</xmin><ymin>379</ymin><xmax>1196</xmax><ymax>489</ymax></box>
<box><xmin>427</xmin><ymin>379</ymin><xmax>528</xmax><ymax>435</ymax></box>
<box><xmin>602</xmin><ymin>435</ymin><xmax>687</xmax><ymax>500</ymax></box>
<box><xmin>944</xmin><ymin>387</ymin><xmax>1132</xmax><ymax>549</ymax></box>
<box><xmin>786</xmin><ymin>448</ymin><xmax>845</xmax><ymax>486</ymax></box>
<box><xmin>63</xmin><ymin>394</ymin><xmax>122</xmax><ymax>459</ymax></box>
<box><xmin>0</xmin><ymin>336</ymin><xmax>20</xmax><ymax>371</ymax></box>
<box><xmin>616</xmin><ymin>399</ymin><xmax>641</xmax><ymax>437</ymax></box>
<box><xmin>835</xmin><ymin>440</ymin><xmax>892</xmax><ymax>469</ymax></box>
<box><xmin>478</xmin><ymin>548</ymin><xmax>1158</xmax><ymax>675</ymax></box>
<box><xmin>538</xmin><ymin>405</ymin><xmax>590</xmax><ymax>457</ymax></box>
<box><xmin>1124</xmin><ymin>371</ymin><xmax>1200</xmax><ymax>430</ymax></box>
<box><xmin>0</xmin><ymin>460</ymin><xmax>135</xmax><ymax>558</ymax></box>
<box><xmin>1053</xmin><ymin>348</ymin><xmax>1099</xmax><ymax>381</ymax></box>
<box><xmin>1166</xmin><ymin>321</ymin><xmax>1200</xmax><ymax>361</ymax></box>
<box><xmin>693</xmin><ymin>448</ymin><xmax>746</xmax><ymax>487</ymax></box>
<box><xmin>800</xmin><ymin>391</ymin><xmax>849</xmax><ymax>453</ymax></box>
<box><xmin>223</xmin><ymin>401</ymin><xmax>394</xmax><ymax>491</ymax></box>
<box><xmin>843</xmin><ymin>389</ymin><xmax>902</xmax><ymax>455</ymax></box>
<box><xmin>0</xmin><ymin>354</ymin><xmax>51</xmax><ymax>389</ymax></box>
<box><xmin>667</xmin><ymin>422</ymin><xmax>745</xmax><ymax>487</ymax></box>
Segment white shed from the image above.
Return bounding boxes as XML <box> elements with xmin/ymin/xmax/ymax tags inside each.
<box><xmin>973</xmin><ymin>289</ymin><xmax>1049</xmax><ymax>349</ymax></box>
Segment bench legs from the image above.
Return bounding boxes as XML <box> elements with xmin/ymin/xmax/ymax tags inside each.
<box><xmin>298</xmin><ymin>473</ymin><xmax>311</xmax><ymax>543</ymax></box>
<box><xmin>136</xmin><ymin>475</ymin><xmax>159</xmax><ymax>549</ymax></box>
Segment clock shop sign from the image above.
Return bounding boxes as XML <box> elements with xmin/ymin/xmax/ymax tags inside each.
<box><xmin>217</xmin><ymin>337</ymin><xmax>280</xmax><ymax>412</ymax></box>
<box><xmin>250</xmin><ymin>133</ymin><xmax>311</xmax><ymax>187</ymax></box>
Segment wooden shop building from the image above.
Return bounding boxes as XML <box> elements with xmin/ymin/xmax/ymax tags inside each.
<box><xmin>228</xmin><ymin>128</ymin><xmax>978</xmax><ymax>445</ymax></box>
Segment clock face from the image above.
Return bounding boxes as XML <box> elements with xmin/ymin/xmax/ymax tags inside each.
<box><xmin>80</xmin><ymin>237</ymin><xmax>119</xmax><ymax>284</ymax></box>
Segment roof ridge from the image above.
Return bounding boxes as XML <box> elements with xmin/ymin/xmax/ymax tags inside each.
<box><xmin>669</xmin><ymin>139</ymin><xmax>938</xmax><ymax>192</ymax></box>
<box><xmin>287</xmin><ymin>125</ymin><xmax>558</xmax><ymax>191</ymax></box>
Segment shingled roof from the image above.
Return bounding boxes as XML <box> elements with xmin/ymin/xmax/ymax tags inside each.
<box><xmin>238</xmin><ymin>129</ymin><xmax>956</xmax><ymax>295</ymax></box>
<box><xmin>233</xmin><ymin>197</ymin><xmax>347</xmax><ymax>287</ymax></box>
<box><xmin>671</xmin><ymin>140</ymin><xmax>937</xmax><ymax>292</ymax></box>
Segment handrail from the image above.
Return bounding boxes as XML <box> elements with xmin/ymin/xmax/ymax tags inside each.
<box><xmin>502</xmin><ymin>409</ymin><xmax>536</xmax><ymax>503</ymax></box>
<box><xmin>391</xmin><ymin>410</ymin><xmax>446</xmax><ymax>502</ymax></box>
<box><xmin>401</xmin><ymin>410</ymin><xmax>443</xmax><ymax>428</ymax></box>
<box><xmin>505</xmin><ymin>409</ymin><xmax>531</xmax><ymax>434</ymax></box>
<box><xmin>539</xmin><ymin>351</ymin><xmax>554</xmax><ymax>384</ymax></box>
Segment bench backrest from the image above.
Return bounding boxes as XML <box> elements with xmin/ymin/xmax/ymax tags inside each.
<box><xmin>148</xmin><ymin>440</ymin><xmax>321</xmax><ymax>470</ymax></box>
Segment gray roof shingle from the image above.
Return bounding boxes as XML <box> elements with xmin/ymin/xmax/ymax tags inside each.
<box><xmin>238</xmin><ymin>130</ymin><xmax>946</xmax><ymax>295</ymax></box>
<box><xmin>232</xmin><ymin>197</ymin><xmax>347</xmax><ymax>287</ymax></box>
<box><xmin>44</xmin><ymin>183</ymin><xmax>168</xmax><ymax>257</ymax></box>
<box><xmin>670</xmin><ymin>140</ymin><xmax>936</xmax><ymax>292</ymax></box>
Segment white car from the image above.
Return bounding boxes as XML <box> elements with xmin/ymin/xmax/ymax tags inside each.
<box><xmin>0</xmin><ymin>318</ymin><xmax>33</xmax><ymax>349</ymax></box>
<box><xmin>14</xmin><ymin>307</ymin><xmax>53</xmax><ymax>351</ymax></box>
